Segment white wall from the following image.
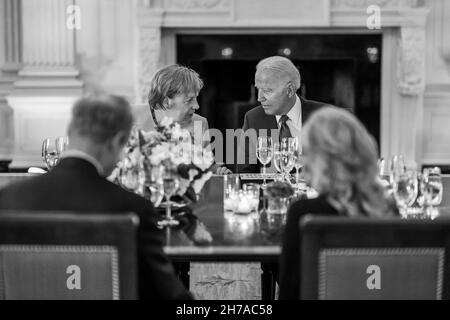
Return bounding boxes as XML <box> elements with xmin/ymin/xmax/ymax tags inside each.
<box><xmin>75</xmin><ymin>0</ymin><xmax>136</xmax><ymax>100</ymax></box>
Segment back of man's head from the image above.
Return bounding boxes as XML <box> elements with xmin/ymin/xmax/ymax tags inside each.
<box><xmin>68</xmin><ymin>94</ymin><xmax>133</xmax><ymax>144</ymax></box>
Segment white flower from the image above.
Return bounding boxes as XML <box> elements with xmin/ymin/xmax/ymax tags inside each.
<box><xmin>192</xmin><ymin>144</ymin><xmax>214</xmax><ymax>171</ymax></box>
<box><xmin>172</xmin><ymin>126</ymin><xmax>191</xmax><ymax>144</ymax></box>
<box><xmin>160</xmin><ymin>116</ymin><xmax>174</xmax><ymax>128</ymax></box>
<box><xmin>170</xmin><ymin>142</ymin><xmax>192</xmax><ymax>165</ymax></box>
<box><xmin>192</xmin><ymin>171</ymin><xmax>213</xmax><ymax>194</ymax></box>
<box><xmin>141</xmin><ymin>130</ymin><xmax>163</xmax><ymax>145</ymax></box>
<box><xmin>150</xmin><ymin>142</ymin><xmax>171</xmax><ymax>166</ymax></box>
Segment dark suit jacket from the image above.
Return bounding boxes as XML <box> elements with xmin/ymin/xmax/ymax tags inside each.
<box><xmin>0</xmin><ymin>158</ymin><xmax>191</xmax><ymax>300</ymax></box>
<box><xmin>279</xmin><ymin>195</ymin><xmax>340</xmax><ymax>300</ymax></box>
<box><xmin>237</xmin><ymin>96</ymin><xmax>327</xmax><ymax>173</ymax></box>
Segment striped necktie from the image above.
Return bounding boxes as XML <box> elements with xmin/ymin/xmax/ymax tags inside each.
<box><xmin>279</xmin><ymin>114</ymin><xmax>292</xmax><ymax>142</ymax></box>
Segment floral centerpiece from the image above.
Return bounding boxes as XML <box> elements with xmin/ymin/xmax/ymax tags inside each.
<box><xmin>109</xmin><ymin>117</ymin><xmax>214</xmax><ymax>204</ymax></box>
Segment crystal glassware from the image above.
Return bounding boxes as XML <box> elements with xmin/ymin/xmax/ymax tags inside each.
<box><xmin>256</xmin><ymin>136</ymin><xmax>273</xmax><ymax>190</ymax></box>
<box><xmin>280</xmin><ymin>138</ymin><xmax>295</xmax><ymax>182</ymax></box>
<box><xmin>421</xmin><ymin>167</ymin><xmax>443</xmax><ymax>216</ymax></box>
<box><xmin>390</xmin><ymin>155</ymin><xmax>406</xmax><ymax>182</ymax></box>
<box><xmin>56</xmin><ymin>136</ymin><xmax>69</xmax><ymax>155</ymax></box>
<box><xmin>158</xmin><ymin>167</ymin><xmax>180</xmax><ymax>228</ymax></box>
<box><xmin>41</xmin><ymin>138</ymin><xmax>59</xmax><ymax>170</ymax></box>
<box><xmin>243</xmin><ymin>183</ymin><xmax>261</xmax><ymax>213</ymax></box>
<box><xmin>147</xmin><ymin>165</ymin><xmax>164</xmax><ymax>207</ymax></box>
<box><xmin>292</xmin><ymin>138</ymin><xmax>304</xmax><ymax>189</ymax></box>
<box><xmin>393</xmin><ymin>169</ymin><xmax>418</xmax><ymax>217</ymax></box>
<box><xmin>224</xmin><ymin>174</ymin><xmax>241</xmax><ymax>212</ymax></box>
<box><xmin>272</xmin><ymin>142</ymin><xmax>283</xmax><ymax>181</ymax></box>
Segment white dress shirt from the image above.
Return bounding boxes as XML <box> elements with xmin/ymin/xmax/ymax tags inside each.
<box><xmin>275</xmin><ymin>95</ymin><xmax>302</xmax><ymax>150</ymax></box>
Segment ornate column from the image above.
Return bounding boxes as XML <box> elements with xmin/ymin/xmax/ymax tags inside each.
<box><xmin>0</xmin><ymin>0</ymin><xmax>21</xmax><ymax>159</ymax></box>
<box><xmin>6</xmin><ymin>0</ymin><xmax>83</xmax><ymax>168</ymax></box>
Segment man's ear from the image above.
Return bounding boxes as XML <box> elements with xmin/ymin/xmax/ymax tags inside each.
<box><xmin>286</xmin><ymin>82</ymin><xmax>295</xmax><ymax>98</ymax></box>
<box><xmin>112</xmin><ymin>130</ymin><xmax>129</xmax><ymax>149</ymax></box>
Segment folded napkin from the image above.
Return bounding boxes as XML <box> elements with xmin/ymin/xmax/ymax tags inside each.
<box><xmin>27</xmin><ymin>167</ymin><xmax>47</xmax><ymax>174</ymax></box>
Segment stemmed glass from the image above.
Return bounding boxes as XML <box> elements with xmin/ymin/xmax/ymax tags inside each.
<box><xmin>279</xmin><ymin>138</ymin><xmax>295</xmax><ymax>182</ymax></box>
<box><xmin>272</xmin><ymin>142</ymin><xmax>283</xmax><ymax>181</ymax></box>
<box><xmin>421</xmin><ymin>167</ymin><xmax>443</xmax><ymax>217</ymax></box>
<box><xmin>41</xmin><ymin>138</ymin><xmax>59</xmax><ymax>170</ymax></box>
<box><xmin>393</xmin><ymin>169</ymin><xmax>418</xmax><ymax>217</ymax></box>
<box><xmin>56</xmin><ymin>136</ymin><xmax>69</xmax><ymax>155</ymax></box>
<box><xmin>377</xmin><ymin>157</ymin><xmax>394</xmax><ymax>195</ymax></box>
<box><xmin>158</xmin><ymin>167</ymin><xmax>180</xmax><ymax>228</ymax></box>
<box><xmin>292</xmin><ymin>137</ymin><xmax>304</xmax><ymax>191</ymax></box>
<box><xmin>390</xmin><ymin>155</ymin><xmax>406</xmax><ymax>182</ymax></box>
<box><xmin>147</xmin><ymin>165</ymin><xmax>164</xmax><ymax>208</ymax></box>
<box><xmin>256</xmin><ymin>136</ymin><xmax>273</xmax><ymax>189</ymax></box>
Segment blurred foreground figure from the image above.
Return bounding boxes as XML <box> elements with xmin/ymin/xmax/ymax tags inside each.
<box><xmin>279</xmin><ymin>106</ymin><xmax>398</xmax><ymax>299</ymax></box>
<box><xmin>0</xmin><ymin>94</ymin><xmax>191</xmax><ymax>300</ymax></box>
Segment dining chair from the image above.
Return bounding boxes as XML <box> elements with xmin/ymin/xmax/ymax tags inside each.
<box><xmin>299</xmin><ymin>215</ymin><xmax>450</xmax><ymax>300</ymax></box>
<box><xmin>0</xmin><ymin>211</ymin><xmax>139</xmax><ymax>300</ymax></box>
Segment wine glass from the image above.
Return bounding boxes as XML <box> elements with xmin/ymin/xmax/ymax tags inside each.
<box><xmin>256</xmin><ymin>136</ymin><xmax>273</xmax><ymax>189</ymax></box>
<box><xmin>377</xmin><ymin>157</ymin><xmax>393</xmax><ymax>195</ymax></box>
<box><xmin>390</xmin><ymin>155</ymin><xmax>406</xmax><ymax>182</ymax></box>
<box><xmin>56</xmin><ymin>136</ymin><xmax>69</xmax><ymax>155</ymax></box>
<box><xmin>272</xmin><ymin>142</ymin><xmax>283</xmax><ymax>181</ymax></box>
<box><xmin>147</xmin><ymin>165</ymin><xmax>164</xmax><ymax>208</ymax></box>
<box><xmin>41</xmin><ymin>138</ymin><xmax>59</xmax><ymax>170</ymax></box>
<box><xmin>158</xmin><ymin>167</ymin><xmax>180</xmax><ymax>228</ymax></box>
<box><xmin>292</xmin><ymin>138</ymin><xmax>305</xmax><ymax>192</ymax></box>
<box><xmin>421</xmin><ymin>167</ymin><xmax>443</xmax><ymax>216</ymax></box>
<box><xmin>393</xmin><ymin>169</ymin><xmax>418</xmax><ymax>217</ymax></box>
<box><xmin>280</xmin><ymin>138</ymin><xmax>295</xmax><ymax>182</ymax></box>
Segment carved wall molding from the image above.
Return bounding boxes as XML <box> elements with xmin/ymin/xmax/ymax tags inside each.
<box><xmin>165</xmin><ymin>0</ymin><xmax>230</xmax><ymax>10</ymax></box>
<box><xmin>331</xmin><ymin>0</ymin><xmax>418</xmax><ymax>9</ymax></box>
<box><xmin>397</xmin><ymin>27</ymin><xmax>426</xmax><ymax>96</ymax></box>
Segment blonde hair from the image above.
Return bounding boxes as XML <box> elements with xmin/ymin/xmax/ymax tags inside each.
<box><xmin>302</xmin><ymin>106</ymin><xmax>393</xmax><ymax>217</ymax></box>
<box><xmin>148</xmin><ymin>64</ymin><xmax>204</xmax><ymax>110</ymax></box>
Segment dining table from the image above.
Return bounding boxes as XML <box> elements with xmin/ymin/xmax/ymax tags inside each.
<box><xmin>162</xmin><ymin>174</ymin><xmax>450</xmax><ymax>300</ymax></box>
<box><xmin>162</xmin><ymin>175</ymin><xmax>284</xmax><ymax>300</ymax></box>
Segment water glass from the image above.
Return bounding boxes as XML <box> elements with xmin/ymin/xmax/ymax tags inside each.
<box><xmin>158</xmin><ymin>168</ymin><xmax>180</xmax><ymax>228</ymax></box>
<box><xmin>393</xmin><ymin>169</ymin><xmax>418</xmax><ymax>216</ymax></box>
<box><xmin>272</xmin><ymin>142</ymin><xmax>282</xmax><ymax>180</ymax></box>
<box><xmin>280</xmin><ymin>138</ymin><xmax>295</xmax><ymax>182</ymax></box>
<box><xmin>224</xmin><ymin>174</ymin><xmax>240</xmax><ymax>212</ymax></box>
<box><xmin>256</xmin><ymin>136</ymin><xmax>273</xmax><ymax>189</ymax></box>
<box><xmin>41</xmin><ymin>138</ymin><xmax>59</xmax><ymax>170</ymax></box>
<box><xmin>147</xmin><ymin>165</ymin><xmax>164</xmax><ymax>207</ymax></box>
<box><xmin>421</xmin><ymin>167</ymin><xmax>443</xmax><ymax>209</ymax></box>
<box><xmin>243</xmin><ymin>183</ymin><xmax>261</xmax><ymax>213</ymax></box>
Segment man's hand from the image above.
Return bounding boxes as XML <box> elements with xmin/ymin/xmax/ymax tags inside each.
<box><xmin>215</xmin><ymin>166</ymin><xmax>233</xmax><ymax>175</ymax></box>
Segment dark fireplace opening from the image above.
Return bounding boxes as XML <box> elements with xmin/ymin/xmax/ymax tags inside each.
<box><xmin>177</xmin><ymin>33</ymin><xmax>382</xmax><ymax>166</ymax></box>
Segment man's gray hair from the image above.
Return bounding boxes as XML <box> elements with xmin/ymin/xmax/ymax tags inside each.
<box><xmin>256</xmin><ymin>56</ymin><xmax>301</xmax><ymax>90</ymax></box>
<box><xmin>68</xmin><ymin>94</ymin><xmax>133</xmax><ymax>143</ymax></box>
<box><xmin>148</xmin><ymin>64</ymin><xmax>204</xmax><ymax>110</ymax></box>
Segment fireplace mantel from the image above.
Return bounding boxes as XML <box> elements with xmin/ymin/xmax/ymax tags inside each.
<box><xmin>136</xmin><ymin>0</ymin><xmax>429</xmax><ymax>165</ymax></box>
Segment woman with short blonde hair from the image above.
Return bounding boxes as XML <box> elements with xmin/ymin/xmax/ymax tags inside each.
<box><xmin>302</xmin><ymin>106</ymin><xmax>392</xmax><ymax>217</ymax></box>
<box><xmin>279</xmin><ymin>106</ymin><xmax>397</xmax><ymax>300</ymax></box>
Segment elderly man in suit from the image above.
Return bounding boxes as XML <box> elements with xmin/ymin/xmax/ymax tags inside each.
<box><xmin>0</xmin><ymin>94</ymin><xmax>191</xmax><ymax>300</ymax></box>
<box><xmin>238</xmin><ymin>56</ymin><xmax>328</xmax><ymax>173</ymax></box>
